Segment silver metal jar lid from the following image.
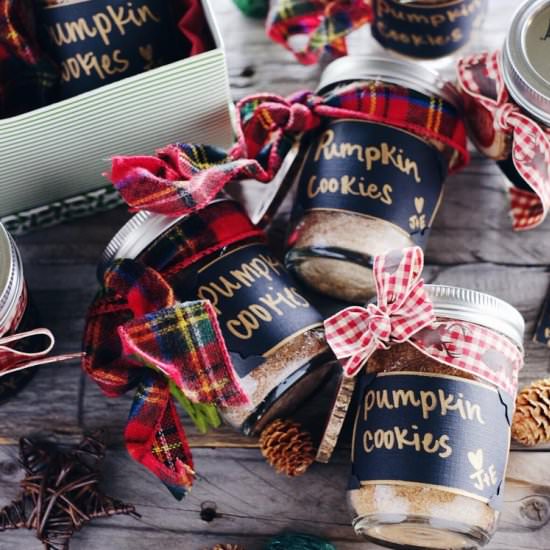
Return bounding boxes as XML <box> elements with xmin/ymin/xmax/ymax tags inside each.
<box><xmin>317</xmin><ymin>55</ymin><xmax>461</xmax><ymax>107</ymax></box>
<box><xmin>0</xmin><ymin>224</ymin><xmax>25</xmax><ymax>332</ymax></box>
<box><xmin>99</xmin><ymin>197</ymin><xmax>233</xmax><ymax>279</ymax></box>
<box><xmin>502</xmin><ymin>0</ymin><xmax>550</xmax><ymax>126</ymax></box>
<box><xmin>425</xmin><ymin>284</ymin><xmax>525</xmax><ymax>349</ymax></box>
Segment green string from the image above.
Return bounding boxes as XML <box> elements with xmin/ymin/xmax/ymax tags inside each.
<box><xmin>232</xmin><ymin>0</ymin><xmax>269</xmax><ymax>18</ymax></box>
<box><xmin>265</xmin><ymin>534</ymin><xmax>337</xmax><ymax>550</ymax></box>
<box><xmin>169</xmin><ymin>382</ymin><xmax>222</xmax><ymax>434</ymax></box>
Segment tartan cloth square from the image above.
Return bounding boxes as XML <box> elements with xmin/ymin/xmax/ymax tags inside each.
<box><xmin>119</xmin><ymin>301</ymin><xmax>248</xmax><ymax>407</ymax></box>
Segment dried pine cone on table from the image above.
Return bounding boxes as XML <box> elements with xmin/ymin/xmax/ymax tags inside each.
<box><xmin>208</xmin><ymin>545</ymin><xmax>245</xmax><ymax>550</ymax></box>
<box><xmin>512</xmin><ymin>378</ymin><xmax>550</xmax><ymax>445</ymax></box>
<box><xmin>260</xmin><ymin>419</ymin><xmax>315</xmax><ymax>476</ymax></box>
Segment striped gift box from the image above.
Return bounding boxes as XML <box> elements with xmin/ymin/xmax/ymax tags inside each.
<box><xmin>0</xmin><ymin>0</ymin><xmax>234</xmax><ymax>235</ymax></box>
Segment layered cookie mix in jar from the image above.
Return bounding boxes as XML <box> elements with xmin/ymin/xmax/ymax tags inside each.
<box><xmin>458</xmin><ymin>0</ymin><xmax>550</xmax><ymax>230</ymax></box>
<box><xmin>101</xmin><ymin>199</ymin><xmax>335</xmax><ymax>436</ymax></box>
<box><xmin>286</xmin><ymin>55</ymin><xmax>468</xmax><ymax>302</ymax></box>
<box><xmin>324</xmin><ymin>248</ymin><xmax>525</xmax><ymax>549</ymax></box>
<box><xmin>370</xmin><ymin>0</ymin><xmax>487</xmax><ymax>61</ymax></box>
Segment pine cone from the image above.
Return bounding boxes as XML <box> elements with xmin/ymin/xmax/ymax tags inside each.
<box><xmin>208</xmin><ymin>545</ymin><xmax>244</xmax><ymax>550</ymax></box>
<box><xmin>260</xmin><ymin>419</ymin><xmax>315</xmax><ymax>476</ymax></box>
<box><xmin>512</xmin><ymin>378</ymin><xmax>550</xmax><ymax>446</ymax></box>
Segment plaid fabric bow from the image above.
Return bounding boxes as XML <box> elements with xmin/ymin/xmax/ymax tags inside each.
<box><xmin>324</xmin><ymin>247</ymin><xmax>433</xmax><ymax>376</ymax></box>
<box><xmin>110</xmin><ymin>82</ymin><xmax>469</xmax><ymax>216</ymax></box>
<box><xmin>266</xmin><ymin>0</ymin><xmax>372</xmax><ymax>65</ymax></box>
<box><xmin>82</xmin><ymin>259</ymin><xmax>249</xmax><ymax>500</ymax></box>
<box><xmin>458</xmin><ymin>51</ymin><xmax>550</xmax><ymax>231</ymax></box>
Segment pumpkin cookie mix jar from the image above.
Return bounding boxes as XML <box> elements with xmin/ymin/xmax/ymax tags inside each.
<box><xmin>285</xmin><ymin>56</ymin><xmax>469</xmax><ymax>302</ymax></box>
<box><xmin>324</xmin><ymin>248</ymin><xmax>525</xmax><ymax>549</ymax></box>
<box><xmin>100</xmin><ymin>199</ymin><xmax>335</xmax><ymax>436</ymax></box>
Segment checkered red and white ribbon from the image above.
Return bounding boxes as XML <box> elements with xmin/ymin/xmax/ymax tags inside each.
<box><xmin>324</xmin><ymin>247</ymin><xmax>523</xmax><ymax>396</ymax></box>
<box><xmin>457</xmin><ymin>51</ymin><xmax>550</xmax><ymax>231</ymax></box>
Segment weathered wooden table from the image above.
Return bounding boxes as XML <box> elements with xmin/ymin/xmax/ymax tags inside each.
<box><xmin>1</xmin><ymin>0</ymin><xmax>549</xmax><ymax>548</ymax></box>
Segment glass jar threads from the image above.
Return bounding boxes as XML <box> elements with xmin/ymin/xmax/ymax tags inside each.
<box><xmin>0</xmin><ymin>224</ymin><xmax>37</xmax><ymax>401</ymax></box>
<box><xmin>36</xmin><ymin>0</ymin><xmax>182</xmax><ymax>99</ymax></box>
<box><xmin>370</xmin><ymin>0</ymin><xmax>487</xmax><ymax>60</ymax></box>
<box><xmin>286</xmin><ymin>56</ymin><xmax>466</xmax><ymax>302</ymax></box>
<box><xmin>101</xmin><ymin>199</ymin><xmax>335</xmax><ymax>435</ymax></box>
<box><xmin>348</xmin><ymin>285</ymin><xmax>525</xmax><ymax>549</ymax></box>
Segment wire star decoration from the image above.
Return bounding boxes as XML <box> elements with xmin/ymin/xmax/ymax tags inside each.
<box><xmin>0</xmin><ymin>433</ymin><xmax>140</xmax><ymax>549</ymax></box>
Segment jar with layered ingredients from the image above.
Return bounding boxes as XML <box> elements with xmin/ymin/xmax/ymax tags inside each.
<box><xmin>285</xmin><ymin>56</ymin><xmax>465</xmax><ymax>302</ymax></box>
<box><xmin>349</xmin><ymin>285</ymin><xmax>525</xmax><ymax>549</ymax></box>
<box><xmin>101</xmin><ymin>199</ymin><xmax>335</xmax><ymax>435</ymax></box>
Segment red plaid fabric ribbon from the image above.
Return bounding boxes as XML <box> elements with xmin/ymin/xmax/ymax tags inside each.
<box><xmin>267</xmin><ymin>0</ymin><xmax>372</xmax><ymax>65</ymax></box>
<box><xmin>110</xmin><ymin>82</ymin><xmax>468</xmax><ymax>217</ymax></box>
<box><xmin>83</xmin><ymin>257</ymin><xmax>249</xmax><ymax>499</ymax></box>
<box><xmin>324</xmin><ymin>247</ymin><xmax>523</xmax><ymax>395</ymax></box>
<box><xmin>458</xmin><ymin>51</ymin><xmax>550</xmax><ymax>231</ymax></box>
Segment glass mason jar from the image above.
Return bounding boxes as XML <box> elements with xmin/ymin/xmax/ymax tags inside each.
<box><xmin>369</xmin><ymin>0</ymin><xmax>487</xmax><ymax>62</ymax></box>
<box><xmin>101</xmin><ymin>199</ymin><xmax>335</xmax><ymax>435</ymax></box>
<box><xmin>286</xmin><ymin>56</ymin><xmax>463</xmax><ymax>303</ymax></box>
<box><xmin>0</xmin><ymin>224</ymin><xmax>39</xmax><ymax>402</ymax></box>
<box><xmin>36</xmin><ymin>0</ymin><xmax>182</xmax><ymax>99</ymax></box>
<box><xmin>462</xmin><ymin>0</ymin><xmax>550</xmax><ymax>193</ymax></box>
<box><xmin>348</xmin><ymin>285</ymin><xmax>525</xmax><ymax>549</ymax></box>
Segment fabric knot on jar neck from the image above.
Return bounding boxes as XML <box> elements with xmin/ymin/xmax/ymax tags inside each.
<box><xmin>360</xmin><ymin>303</ymin><xmax>393</xmax><ymax>351</ymax></box>
<box><xmin>493</xmin><ymin>102</ymin><xmax>520</xmax><ymax>132</ymax></box>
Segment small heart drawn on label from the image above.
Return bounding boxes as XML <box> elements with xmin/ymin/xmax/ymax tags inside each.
<box><xmin>414</xmin><ymin>197</ymin><xmax>425</xmax><ymax>215</ymax></box>
<box><xmin>139</xmin><ymin>44</ymin><xmax>153</xmax><ymax>62</ymax></box>
<box><xmin>468</xmin><ymin>449</ymin><xmax>484</xmax><ymax>471</ymax></box>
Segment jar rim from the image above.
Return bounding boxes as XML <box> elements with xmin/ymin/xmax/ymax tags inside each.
<box><xmin>425</xmin><ymin>284</ymin><xmax>525</xmax><ymax>349</ymax></box>
<box><xmin>98</xmin><ymin>197</ymin><xmax>234</xmax><ymax>280</ymax></box>
<box><xmin>502</xmin><ymin>0</ymin><xmax>550</xmax><ymax>126</ymax></box>
<box><xmin>0</xmin><ymin>224</ymin><xmax>24</xmax><ymax>333</ymax></box>
<box><xmin>317</xmin><ymin>55</ymin><xmax>461</xmax><ymax>107</ymax></box>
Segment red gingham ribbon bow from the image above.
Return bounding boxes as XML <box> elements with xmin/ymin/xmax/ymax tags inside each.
<box><xmin>324</xmin><ymin>247</ymin><xmax>434</xmax><ymax>376</ymax></box>
<box><xmin>324</xmin><ymin>247</ymin><xmax>524</xmax><ymax>395</ymax></box>
<box><xmin>457</xmin><ymin>51</ymin><xmax>550</xmax><ymax>231</ymax></box>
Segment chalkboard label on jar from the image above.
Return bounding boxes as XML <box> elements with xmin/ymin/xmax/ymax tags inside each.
<box><xmin>37</xmin><ymin>0</ymin><xmax>182</xmax><ymax>98</ymax></box>
<box><xmin>297</xmin><ymin>119</ymin><xmax>447</xmax><ymax>247</ymax></box>
<box><xmin>350</xmin><ymin>371</ymin><xmax>513</xmax><ymax>510</ymax></box>
<box><xmin>371</xmin><ymin>0</ymin><xmax>487</xmax><ymax>59</ymax></box>
<box><xmin>191</xmin><ymin>243</ymin><xmax>324</xmax><ymax>377</ymax></box>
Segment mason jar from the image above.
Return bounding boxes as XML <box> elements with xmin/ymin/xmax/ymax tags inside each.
<box><xmin>369</xmin><ymin>0</ymin><xmax>487</xmax><ymax>61</ymax></box>
<box><xmin>36</xmin><ymin>0</ymin><xmax>182</xmax><ymax>99</ymax></box>
<box><xmin>461</xmin><ymin>0</ymin><xmax>550</xmax><ymax>193</ymax></box>
<box><xmin>0</xmin><ymin>224</ymin><xmax>39</xmax><ymax>401</ymax></box>
<box><xmin>348</xmin><ymin>285</ymin><xmax>525</xmax><ymax>549</ymax></box>
<box><xmin>101</xmin><ymin>199</ymin><xmax>335</xmax><ymax>435</ymax></box>
<box><xmin>285</xmin><ymin>56</ymin><xmax>465</xmax><ymax>302</ymax></box>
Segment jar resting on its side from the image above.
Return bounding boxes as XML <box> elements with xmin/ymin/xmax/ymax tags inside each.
<box><xmin>462</xmin><ymin>0</ymin><xmax>550</xmax><ymax>192</ymax></box>
<box><xmin>369</xmin><ymin>0</ymin><xmax>487</xmax><ymax>61</ymax></box>
<box><xmin>348</xmin><ymin>285</ymin><xmax>525</xmax><ymax>550</ymax></box>
<box><xmin>286</xmin><ymin>56</ymin><xmax>463</xmax><ymax>303</ymax></box>
<box><xmin>101</xmin><ymin>200</ymin><xmax>335</xmax><ymax>436</ymax></box>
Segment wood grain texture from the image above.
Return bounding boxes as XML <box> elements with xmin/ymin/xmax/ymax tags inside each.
<box><xmin>0</xmin><ymin>0</ymin><xmax>549</xmax><ymax>548</ymax></box>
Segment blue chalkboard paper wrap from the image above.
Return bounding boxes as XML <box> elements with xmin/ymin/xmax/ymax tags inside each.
<box><xmin>534</xmin><ymin>294</ymin><xmax>550</xmax><ymax>346</ymax></box>
<box><xmin>371</xmin><ymin>0</ymin><xmax>487</xmax><ymax>59</ymax></box>
<box><xmin>37</xmin><ymin>0</ymin><xmax>185</xmax><ymax>98</ymax></box>
<box><xmin>187</xmin><ymin>242</ymin><xmax>325</xmax><ymax>377</ymax></box>
<box><xmin>297</xmin><ymin>119</ymin><xmax>447</xmax><ymax>248</ymax></box>
<box><xmin>351</xmin><ymin>371</ymin><xmax>513</xmax><ymax>510</ymax></box>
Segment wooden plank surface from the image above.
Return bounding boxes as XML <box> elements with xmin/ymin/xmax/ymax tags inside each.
<box><xmin>1</xmin><ymin>0</ymin><xmax>550</xmax><ymax>548</ymax></box>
